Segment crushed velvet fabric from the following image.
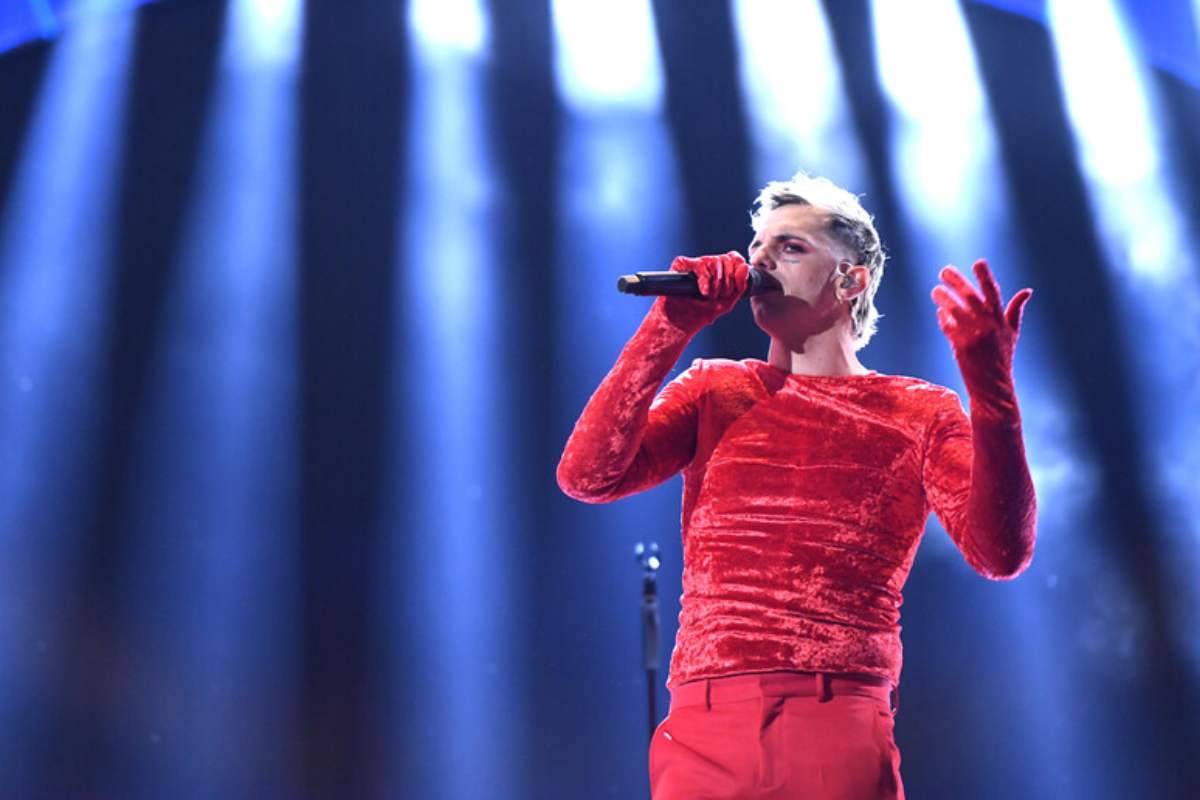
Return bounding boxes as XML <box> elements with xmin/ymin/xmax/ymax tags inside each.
<box><xmin>557</xmin><ymin>303</ymin><xmax>1037</xmax><ymax>688</ymax></box>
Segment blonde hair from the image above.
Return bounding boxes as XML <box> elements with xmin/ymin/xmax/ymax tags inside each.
<box><xmin>750</xmin><ymin>172</ymin><xmax>886</xmax><ymax>351</ymax></box>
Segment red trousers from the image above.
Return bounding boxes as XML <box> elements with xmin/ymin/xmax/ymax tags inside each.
<box><xmin>649</xmin><ymin>671</ymin><xmax>904</xmax><ymax>800</ymax></box>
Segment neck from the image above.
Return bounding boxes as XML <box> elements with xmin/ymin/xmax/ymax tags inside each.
<box><xmin>766</xmin><ymin>326</ymin><xmax>869</xmax><ymax>376</ymax></box>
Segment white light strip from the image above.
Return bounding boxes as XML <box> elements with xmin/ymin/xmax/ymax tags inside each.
<box><xmin>0</xmin><ymin>10</ymin><xmax>136</xmax><ymax>789</ymax></box>
<box><xmin>224</xmin><ymin>0</ymin><xmax>303</xmax><ymax>67</ymax></box>
<box><xmin>732</xmin><ymin>0</ymin><xmax>864</xmax><ymax>188</ymax></box>
<box><xmin>872</xmin><ymin>0</ymin><xmax>999</xmax><ymax>245</ymax></box>
<box><xmin>550</xmin><ymin>0</ymin><xmax>664</xmax><ymax>112</ymax></box>
<box><xmin>0</xmin><ymin>6</ymin><xmax>135</xmax><ymax>546</ymax></box>
<box><xmin>1048</xmin><ymin>0</ymin><xmax>1187</xmax><ymax>285</ymax></box>
<box><xmin>874</xmin><ymin>0</ymin><xmax>984</xmax><ymax>121</ymax></box>
<box><xmin>116</xmin><ymin>2</ymin><xmax>303</xmax><ymax>785</ymax></box>
<box><xmin>407</xmin><ymin>0</ymin><xmax>488</xmax><ymax>58</ymax></box>
<box><xmin>389</xmin><ymin>41</ymin><xmax>513</xmax><ymax>798</ymax></box>
<box><xmin>1051</xmin><ymin>0</ymin><xmax>1200</xmax><ymax>681</ymax></box>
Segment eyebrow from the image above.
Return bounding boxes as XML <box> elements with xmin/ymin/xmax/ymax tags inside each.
<box><xmin>749</xmin><ymin>231</ymin><xmax>815</xmax><ymax>250</ymax></box>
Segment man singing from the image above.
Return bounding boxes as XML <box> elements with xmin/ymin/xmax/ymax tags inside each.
<box><xmin>556</xmin><ymin>172</ymin><xmax>1037</xmax><ymax>800</ymax></box>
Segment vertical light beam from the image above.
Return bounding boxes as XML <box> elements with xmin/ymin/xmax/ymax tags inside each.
<box><xmin>550</xmin><ymin>0</ymin><xmax>663</xmax><ymax>112</ymax></box>
<box><xmin>731</xmin><ymin>0</ymin><xmax>865</xmax><ymax>190</ymax></box>
<box><xmin>113</xmin><ymin>0</ymin><xmax>302</xmax><ymax>793</ymax></box>
<box><xmin>1049</xmin><ymin>0</ymin><xmax>1190</xmax><ymax>286</ymax></box>
<box><xmin>1049</xmin><ymin>0</ymin><xmax>1200</xmax><ymax>681</ymax></box>
<box><xmin>872</xmin><ymin>0</ymin><xmax>1002</xmax><ymax>254</ymax></box>
<box><xmin>408</xmin><ymin>0</ymin><xmax>487</xmax><ymax>55</ymax></box>
<box><xmin>0</xmin><ymin>4</ymin><xmax>135</xmax><ymax>791</ymax></box>
<box><xmin>392</xmin><ymin>4</ymin><xmax>520</xmax><ymax>797</ymax></box>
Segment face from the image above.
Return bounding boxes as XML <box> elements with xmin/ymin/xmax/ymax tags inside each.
<box><xmin>747</xmin><ymin>203</ymin><xmax>861</xmax><ymax>342</ymax></box>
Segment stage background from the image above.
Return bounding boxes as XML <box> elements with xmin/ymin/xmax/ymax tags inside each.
<box><xmin>1</xmin><ymin>1</ymin><xmax>1198</xmax><ymax>798</ymax></box>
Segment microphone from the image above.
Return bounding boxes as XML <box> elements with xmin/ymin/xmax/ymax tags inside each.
<box><xmin>617</xmin><ymin>268</ymin><xmax>781</xmax><ymax>297</ymax></box>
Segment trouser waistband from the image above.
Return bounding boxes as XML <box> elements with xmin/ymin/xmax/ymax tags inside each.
<box><xmin>669</xmin><ymin>671</ymin><xmax>899</xmax><ymax>715</ymax></box>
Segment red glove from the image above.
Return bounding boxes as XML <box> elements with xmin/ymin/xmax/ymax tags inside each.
<box><xmin>931</xmin><ymin>259</ymin><xmax>1036</xmax><ymax>578</ymax></box>
<box><xmin>931</xmin><ymin>259</ymin><xmax>1033</xmax><ymax>421</ymax></box>
<box><xmin>651</xmin><ymin>251</ymin><xmax>751</xmax><ymax>335</ymax></box>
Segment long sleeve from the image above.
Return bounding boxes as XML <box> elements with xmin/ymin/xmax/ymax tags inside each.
<box><xmin>921</xmin><ymin>387</ymin><xmax>1038</xmax><ymax>580</ymax></box>
<box><xmin>557</xmin><ymin>306</ymin><xmax>706</xmax><ymax>504</ymax></box>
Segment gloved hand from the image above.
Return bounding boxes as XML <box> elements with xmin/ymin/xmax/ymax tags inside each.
<box><xmin>931</xmin><ymin>259</ymin><xmax>1033</xmax><ymax>420</ymax></box>
<box><xmin>651</xmin><ymin>251</ymin><xmax>751</xmax><ymax>335</ymax></box>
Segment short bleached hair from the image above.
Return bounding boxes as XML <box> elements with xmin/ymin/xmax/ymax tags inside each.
<box><xmin>750</xmin><ymin>172</ymin><xmax>887</xmax><ymax>351</ymax></box>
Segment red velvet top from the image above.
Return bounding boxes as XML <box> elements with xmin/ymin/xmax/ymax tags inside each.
<box><xmin>558</xmin><ymin>306</ymin><xmax>1037</xmax><ymax>688</ymax></box>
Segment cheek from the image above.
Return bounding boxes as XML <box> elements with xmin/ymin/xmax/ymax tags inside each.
<box><xmin>782</xmin><ymin>273</ymin><xmax>831</xmax><ymax>298</ymax></box>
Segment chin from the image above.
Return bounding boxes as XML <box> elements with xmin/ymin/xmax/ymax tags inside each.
<box><xmin>750</xmin><ymin>304</ymin><xmax>780</xmax><ymax>336</ymax></box>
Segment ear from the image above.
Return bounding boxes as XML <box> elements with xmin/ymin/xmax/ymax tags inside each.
<box><xmin>840</xmin><ymin>264</ymin><xmax>871</xmax><ymax>302</ymax></box>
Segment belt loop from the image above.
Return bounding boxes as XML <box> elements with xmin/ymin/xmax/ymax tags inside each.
<box><xmin>705</xmin><ymin>678</ymin><xmax>712</xmax><ymax>711</ymax></box>
<box><xmin>816</xmin><ymin>672</ymin><xmax>832</xmax><ymax>703</ymax></box>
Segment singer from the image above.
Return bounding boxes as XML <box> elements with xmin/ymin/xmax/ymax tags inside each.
<box><xmin>556</xmin><ymin>172</ymin><xmax>1037</xmax><ymax>800</ymax></box>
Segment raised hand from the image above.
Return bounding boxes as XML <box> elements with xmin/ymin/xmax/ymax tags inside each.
<box><xmin>654</xmin><ymin>251</ymin><xmax>750</xmax><ymax>334</ymax></box>
<box><xmin>931</xmin><ymin>259</ymin><xmax>1032</xmax><ymax>369</ymax></box>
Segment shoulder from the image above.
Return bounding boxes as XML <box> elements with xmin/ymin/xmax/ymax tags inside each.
<box><xmin>670</xmin><ymin>357</ymin><xmax>766</xmax><ymax>399</ymax></box>
<box><xmin>890</xmin><ymin>377</ymin><xmax>969</xmax><ymax>435</ymax></box>
<box><xmin>886</xmin><ymin>375</ymin><xmax>962</xmax><ymax>406</ymax></box>
<box><xmin>858</xmin><ymin>372</ymin><xmax>968</xmax><ymax>427</ymax></box>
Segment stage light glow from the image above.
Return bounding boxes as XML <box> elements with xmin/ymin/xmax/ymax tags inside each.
<box><xmin>1051</xmin><ymin>0</ymin><xmax>1200</xmax><ymax>718</ymax></box>
<box><xmin>388</xmin><ymin>34</ymin><xmax>519</xmax><ymax>797</ymax></box>
<box><xmin>732</xmin><ymin>0</ymin><xmax>864</xmax><ymax>188</ymax></box>
<box><xmin>105</xmin><ymin>2</ymin><xmax>304</xmax><ymax>789</ymax></box>
<box><xmin>0</xmin><ymin>8</ymin><xmax>135</xmax><ymax>794</ymax></box>
<box><xmin>550</xmin><ymin>0</ymin><xmax>663</xmax><ymax>112</ymax></box>
<box><xmin>27</xmin><ymin>0</ymin><xmax>59</xmax><ymax>38</ymax></box>
<box><xmin>871</xmin><ymin>0</ymin><xmax>1002</xmax><ymax>246</ymax></box>
<box><xmin>873</xmin><ymin>0</ymin><xmax>984</xmax><ymax>122</ymax></box>
<box><xmin>1048</xmin><ymin>0</ymin><xmax>1188</xmax><ymax>286</ymax></box>
<box><xmin>225</xmin><ymin>0</ymin><xmax>302</xmax><ymax>67</ymax></box>
<box><xmin>1049</xmin><ymin>1</ymin><xmax>1155</xmax><ymax>186</ymax></box>
<box><xmin>407</xmin><ymin>0</ymin><xmax>487</xmax><ymax>57</ymax></box>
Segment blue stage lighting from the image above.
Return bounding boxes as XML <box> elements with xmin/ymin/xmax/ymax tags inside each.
<box><xmin>104</xmin><ymin>0</ymin><xmax>304</xmax><ymax>792</ymax></box>
<box><xmin>731</xmin><ymin>0</ymin><xmax>865</xmax><ymax>188</ymax></box>
<box><xmin>393</xmin><ymin>14</ymin><xmax>519</xmax><ymax>796</ymax></box>
<box><xmin>0</xmin><ymin>7</ymin><xmax>136</xmax><ymax>794</ymax></box>
<box><xmin>872</xmin><ymin>0</ymin><xmax>1000</xmax><ymax>240</ymax></box>
<box><xmin>225</xmin><ymin>0</ymin><xmax>302</xmax><ymax>66</ymax></box>
<box><xmin>27</xmin><ymin>0</ymin><xmax>59</xmax><ymax>38</ymax></box>
<box><xmin>1049</xmin><ymin>0</ymin><xmax>1188</xmax><ymax>286</ymax></box>
<box><xmin>550</xmin><ymin>0</ymin><xmax>664</xmax><ymax>112</ymax></box>
<box><xmin>408</xmin><ymin>0</ymin><xmax>487</xmax><ymax>57</ymax></box>
<box><xmin>1051</xmin><ymin>0</ymin><xmax>1200</xmax><ymax>686</ymax></box>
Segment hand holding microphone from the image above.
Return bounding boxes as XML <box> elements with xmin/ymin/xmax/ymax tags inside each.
<box><xmin>636</xmin><ymin>252</ymin><xmax>775</xmax><ymax>334</ymax></box>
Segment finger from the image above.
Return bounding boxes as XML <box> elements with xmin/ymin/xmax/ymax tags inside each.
<box><xmin>936</xmin><ymin>306</ymin><xmax>958</xmax><ymax>335</ymax></box>
<box><xmin>726</xmin><ymin>252</ymin><xmax>750</xmax><ymax>297</ymax></box>
<box><xmin>682</xmin><ymin>258</ymin><xmax>709</xmax><ymax>296</ymax></box>
<box><xmin>932</xmin><ymin>287</ymin><xmax>972</xmax><ymax>331</ymax></box>
<box><xmin>939</xmin><ymin>266</ymin><xmax>988</xmax><ymax>316</ymax></box>
<box><xmin>699</xmin><ymin>261</ymin><xmax>715</xmax><ymax>297</ymax></box>
<box><xmin>931</xmin><ymin>284</ymin><xmax>968</xmax><ymax>313</ymax></box>
<box><xmin>671</xmin><ymin>256</ymin><xmax>699</xmax><ymax>274</ymax></box>
<box><xmin>1005</xmin><ymin>288</ymin><xmax>1033</xmax><ymax>331</ymax></box>
<box><xmin>973</xmin><ymin>259</ymin><xmax>1004</xmax><ymax>316</ymax></box>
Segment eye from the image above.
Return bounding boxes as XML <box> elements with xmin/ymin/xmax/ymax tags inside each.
<box><xmin>783</xmin><ymin>242</ymin><xmax>806</xmax><ymax>253</ymax></box>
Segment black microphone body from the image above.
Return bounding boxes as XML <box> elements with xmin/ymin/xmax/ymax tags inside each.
<box><xmin>617</xmin><ymin>268</ymin><xmax>781</xmax><ymax>297</ymax></box>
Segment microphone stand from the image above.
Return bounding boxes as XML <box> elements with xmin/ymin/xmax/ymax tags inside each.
<box><xmin>635</xmin><ymin>542</ymin><xmax>662</xmax><ymax>745</ymax></box>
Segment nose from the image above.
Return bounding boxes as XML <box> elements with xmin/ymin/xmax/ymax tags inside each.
<box><xmin>750</xmin><ymin>249</ymin><xmax>775</xmax><ymax>271</ymax></box>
